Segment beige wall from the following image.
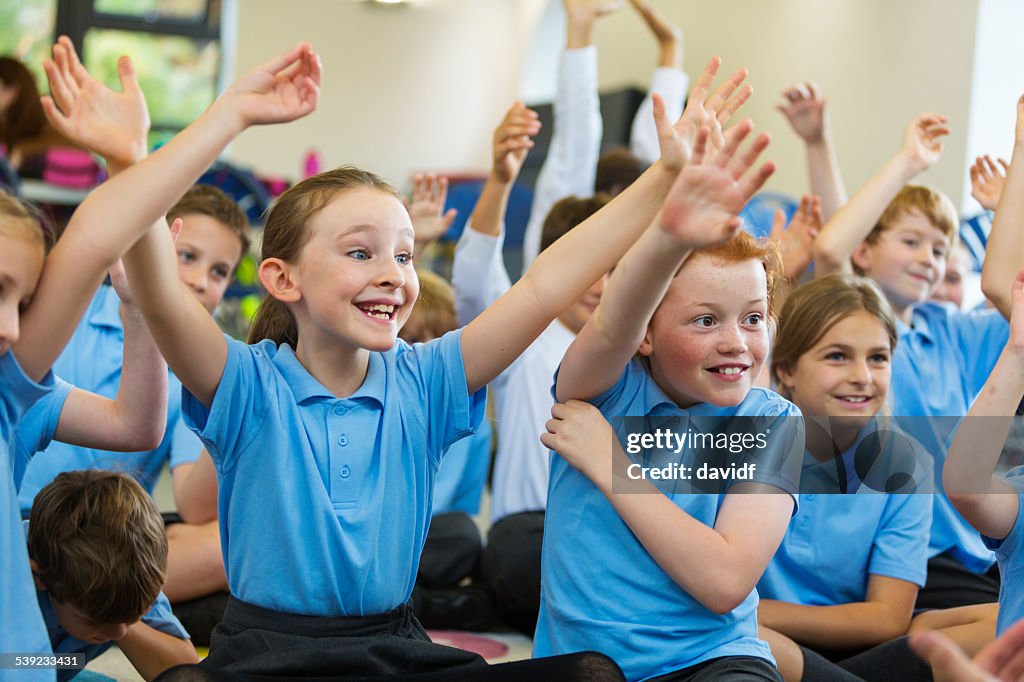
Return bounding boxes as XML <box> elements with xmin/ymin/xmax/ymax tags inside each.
<box><xmin>227</xmin><ymin>0</ymin><xmax>1013</xmax><ymax>213</ymax></box>
<box><xmin>227</xmin><ymin>0</ymin><xmax>546</xmax><ymax>190</ymax></box>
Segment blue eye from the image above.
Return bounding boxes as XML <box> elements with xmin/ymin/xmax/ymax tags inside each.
<box><xmin>396</xmin><ymin>253</ymin><xmax>412</xmax><ymax>265</ymax></box>
<box><xmin>825</xmin><ymin>351</ymin><xmax>846</xmax><ymax>361</ymax></box>
<box><xmin>870</xmin><ymin>354</ymin><xmax>890</xmax><ymax>364</ymax></box>
<box><xmin>349</xmin><ymin>250</ymin><xmax>369</xmax><ymax>261</ymax></box>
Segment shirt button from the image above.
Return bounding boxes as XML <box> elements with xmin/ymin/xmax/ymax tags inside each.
<box><xmin>338</xmin><ymin>434</ymin><xmax>349</xmax><ymax>447</ymax></box>
<box><xmin>340</xmin><ymin>465</ymin><xmax>351</xmax><ymax>479</ymax></box>
<box><xmin>334</xmin><ymin>404</ymin><xmax>348</xmax><ymax>416</ymax></box>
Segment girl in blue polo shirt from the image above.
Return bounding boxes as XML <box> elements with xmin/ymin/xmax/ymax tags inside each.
<box><xmin>73</xmin><ymin>47</ymin><xmax>753</xmax><ymax>680</ymax></box>
<box><xmin>943</xmin><ymin>269</ymin><xmax>1024</xmax><ymax>640</ymax></box>
<box><xmin>539</xmin><ymin>123</ymin><xmax>800</xmax><ymax>681</ymax></box>
<box><xmin>761</xmin><ymin>274</ymin><xmax>934</xmax><ymax>681</ymax></box>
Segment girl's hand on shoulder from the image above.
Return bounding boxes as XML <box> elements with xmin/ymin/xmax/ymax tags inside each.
<box><xmin>541</xmin><ymin>400</ymin><xmax>615</xmax><ymax>484</ymax></box>
<box><xmin>659</xmin><ymin>120</ymin><xmax>775</xmax><ymax>250</ymax></box>
<box><xmin>221</xmin><ymin>43</ymin><xmax>322</xmax><ymax>129</ymax></box>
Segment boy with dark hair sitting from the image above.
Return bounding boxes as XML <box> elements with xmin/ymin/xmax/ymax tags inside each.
<box><xmin>28</xmin><ymin>470</ymin><xmax>197</xmax><ymax>681</ymax></box>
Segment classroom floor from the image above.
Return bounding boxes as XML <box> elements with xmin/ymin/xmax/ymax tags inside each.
<box><xmin>92</xmin><ymin>466</ymin><xmax>534</xmax><ymax>680</ymax></box>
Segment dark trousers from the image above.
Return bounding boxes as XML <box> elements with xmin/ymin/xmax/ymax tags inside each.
<box><xmin>915</xmin><ymin>552</ymin><xmax>1000</xmax><ymax>610</ymax></box>
<box><xmin>417</xmin><ymin>512</ymin><xmax>482</xmax><ymax>588</ymax></box>
<box><xmin>480</xmin><ymin>511</ymin><xmax>544</xmax><ymax>636</ymax></box>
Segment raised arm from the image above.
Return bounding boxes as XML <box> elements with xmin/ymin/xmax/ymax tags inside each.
<box><xmin>462</xmin><ymin>58</ymin><xmax>753</xmax><ymax>394</ymax></box>
<box><xmin>52</xmin><ymin>262</ymin><xmax>167</xmax><ymax>451</ymax></box>
<box><xmin>627</xmin><ymin>0</ymin><xmax>688</xmax><ymax>165</ymax></box>
<box><xmin>521</xmin><ymin>0</ymin><xmax>614</xmax><ymax>268</ymax></box>
<box><xmin>117</xmin><ymin>45</ymin><xmax>320</xmax><ymax>407</ymax></box>
<box><xmin>813</xmin><ymin>113</ymin><xmax>949</xmax><ymax>277</ymax></box>
<box><xmin>452</xmin><ymin>101</ymin><xmax>540</xmax><ymax>324</ymax></box>
<box><xmin>943</xmin><ymin>269</ymin><xmax>1024</xmax><ymax>539</ymax></box>
<box><xmin>556</xmin><ymin>117</ymin><xmax>774</xmax><ymax>403</ymax></box>
<box><xmin>970</xmin><ymin>155</ymin><xmax>1008</xmax><ymax>213</ymax></box>
<box><xmin>406</xmin><ymin>173</ymin><xmax>458</xmax><ymax>252</ymax></box>
<box><xmin>981</xmin><ymin>96</ymin><xmax>1024</xmax><ymax>319</ymax></box>
<box><xmin>541</xmin><ymin>400</ymin><xmax>792</xmax><ymax>614</ymax></box>
<box><xmin>12</xmin><ymin>37</ymin><xmax>152</xmax><ymax>380</ymax></box>
<box><xmin>776</xmin><ymin>82</ymin><xmax>847</xmax><ymax>220</ymax></box>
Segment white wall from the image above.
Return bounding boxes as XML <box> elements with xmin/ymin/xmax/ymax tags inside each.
<box><xmin>225</xmin><ymin>0</ymin><xmax>1019</xmax><ymax>214</ymax></box>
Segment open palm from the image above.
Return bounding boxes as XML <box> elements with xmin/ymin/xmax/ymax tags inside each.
<box><xmin>226</xmin><ymin>43</ymin><xmax>321</xmax><ymax>126</ymax></box>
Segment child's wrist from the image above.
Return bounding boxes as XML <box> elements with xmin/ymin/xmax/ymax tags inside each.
<box><xmin>894</xmin><ymin>151</ymin><xmax>927</xmax><ymax>179</ymax></box>
<box><xmin>209</xmin><ymin>96</ymin><xmax>248</xmax><ymax>138</ymax></box>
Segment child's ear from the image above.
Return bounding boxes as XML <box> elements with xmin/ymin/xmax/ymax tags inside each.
<box><xmin>29</xmin><ymin>560</ymin><xmax>46</xmax><ymax>591</ymax></box>
<box><xmin>638</xmin><ymin>327</ymin><xmax>654</xmax><ymax>357</ymax></box>
<box><xmin>851</xmin><ymin>242</ymin><xmax>873</xmax><ymax>274</ymax></box>
<box><xmin>258</xmin><ymin>257</ymin><xmax>301</xmax><ymax>303</ymax></box>
<box><xmin>774</xmin><ymin>362</ymin><xmax>796</xmax><ymax>392</ymax></box>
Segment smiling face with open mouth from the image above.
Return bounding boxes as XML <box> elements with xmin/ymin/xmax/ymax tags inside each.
<box><xmin>640</xmin><ymin>254</ymin><xmax>770</xmax><ymax>409</ymax></box>
<box><xmin>776</xmin><ymin>309</ymin><xmax>892</xmax><ymax>432</ymax></box>
<box><xmin>293</xmin><ymin>187</ymin><xmax>419</xmax><ymax>353</ymax></box>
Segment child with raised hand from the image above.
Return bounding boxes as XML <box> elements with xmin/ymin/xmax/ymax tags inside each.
<box><xmin>520</xmin><ymin>0</ymin><xmax>695</xmax><ymax>269</ymax></box>
<box><xmin>776</xmin><ymin>82</ymin><xmax>847</xmax><ymax>220</ymax></box>
<box><xmin>454</xmin><ymin>62</ymin><xmax>753</xmax><ymax>635</ymax></box>
<box><xmin>970</xmin><ymin>155</ymin><xmax>1009</xmax><ymax>213</ymax></box>
<box><xmin>811</xmin><ymin>110</ymin><xmax>1019</xmax><ymax>608</ymax></box>
<box><xmin>87</xmin><ymin>42</ymin><xmax>723</xmax><ymax>682</ymax></box>
<box><xmin>758</xmin><ymin>274</ymin><xmax>933</xmax><ymax>682</ymax></box>
<box><xmin>538</xmin><ymin>122</ymin><xmax>799</xmax><ymax>681</ymax></box>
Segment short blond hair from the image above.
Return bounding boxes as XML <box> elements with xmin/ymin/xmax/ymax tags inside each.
<box><xmin>867</xmin><ymin>184</ymin><xmax>958</xmax><ymax>246</ymax></box>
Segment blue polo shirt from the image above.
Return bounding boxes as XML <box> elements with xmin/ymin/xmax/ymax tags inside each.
<box><xmin>15</xmin><ymin>286</ymin><xmax>203</xmax><ymax>515</ymax></box>
<box><xmin>37</xmin><ymin>585</ymin><xmax>189</xmax><ymax>682</ymax></box>
<box><xmin>8</xmin><ymin>378</ymin><xmax>72</xmax><ymax>489</ymax></box>
<box><xmin>758</xmin><ymin>426</ymin><xmax>932</xmax><ymax>607</ymax></box>
<box><xmin>983</xmin><ymin>467</ymin><xmax>1024</xmax><ymax>636</ymax></box>
<box><xmin>432</xmin><ymin>417</ymin><xmax>491</xmax><ymax>516</ymax></box>
<box><xmin>1</xmin><ymin>352</ymin><xmax>57</xmax><ymax>679</ymax></box>
<box><xmin>535</xmin><ymin>359</ymin><xmax>802</xmax><ymax>681</ymax></box>
<box><xmin>890</xmin><ymin>302</ymin><xmax>1008</xmax><ymax>572</ymax></box>
<box><xmin>182</xmin><ymin>330</ymin><xmax>485</xmax><ymax>616</ymax></box>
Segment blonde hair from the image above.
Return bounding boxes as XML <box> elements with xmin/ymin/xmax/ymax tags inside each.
<box><xmin>247</xmin><ymin>166</ymin><xmax>403</xmax><ymax>347</ymax></box>
<box><xmin>866</xmin><ymin>184</ymin><xmax>959</xmax><ymax>246</ymax></box>
<box><xmin>771</xmin><ymin>274</ymin><xmax>898</xmax><ymax>398</ymax></box>
<box><xmin>399</xmin><ymin>269</ymin><xmax>455</xmax><ymax>344</ymax></box>
<box><xmin>0</xmin><ymin>190</ymin><xmax>51</xmax><ymax>252</ymax></box>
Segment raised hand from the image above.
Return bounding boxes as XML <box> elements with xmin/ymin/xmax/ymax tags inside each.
<box><xmin>220</xmin><ymin>42</ymin><xmax>321</xmax><ymax>129</ymax></box>
<box><xmin>540</xmin><ymin>400</ymin><xmax>616</xmax><ymax>483</ymax></box>
<box><xmin>493</xmin><ymin>101</ymin><xmax>540</xmax><ymax>183</ymax></box>
<box><xmin>769</xmin><ymin>194</ymin><xmax>823</xmax><ymax>281</ymax></box>
<box><xmin>911</xmin><ymin>620</ymin><xmax>1024</xmax><ymax>682</ymax></box>
<box><xmin>970</xmin><ymin>155</ymin><xmax>1009</xmax><ymax>211</ymax></box>
<box><xmin>775</xmin><ymin>82</ymin><xmax>826</xmax><ymax>144</ymax></box>
<box><xmin>659</xmin><ymin>121</ymin><xmax>775</xmax><ymax>249</ymax></box>
<box><xmin>406</xmin><ymin>174</ymin><xmax>457</xmax><ymax>246</ymax></box>
<box><xmin>899</xmin><ymin>113</ymin><xmax>950</xmax><ymax>174</ymax></box>
<box><xmin>40</xmin><ymin>35</ymin><xmax>150</xmax><ymax>168</ymax></box>
<box><xmin>656</xmin><ymin>56</ymin><xmax>753</xmax><ymax>172</ymax></box>
<box><xmin>629</xmin><ymin>0</ymin><xmax>682</xmax><ymax>67</ymax></box>
<box><xmin>564</xmin><ymin>0</ymin><xmax>625</xmax><ymax>21</ymax></box>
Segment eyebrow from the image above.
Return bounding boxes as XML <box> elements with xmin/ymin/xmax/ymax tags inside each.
<box><xmin>336</xmin><ymin>224</ymin><xmax>415</xmax><ymax>241</ymax></box>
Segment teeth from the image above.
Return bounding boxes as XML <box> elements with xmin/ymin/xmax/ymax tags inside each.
<box><xmin>841</xmin><ymin>397</ymin><xmax>868</xmax><ymax>403</ymax></box>
<box><xmin>363</xmin><ymin>304</ymin><xmax>395</xmax><ymax>313</ymax></box>
<box><xmin>717</xmin><ymin>367</ymin><xmax>742</xmax><ymax>375</ymax></box>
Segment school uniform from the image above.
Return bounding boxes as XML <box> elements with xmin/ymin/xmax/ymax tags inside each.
<box><xmin>891</xmin><ymin>301</ymin><xmax>1009</xmax><ymax>606</ymax></box>
<box><xmin>0</xmin><ymin>351</ymin><xmax>58</xmax><ymax>680</ymax></box>
<box><xmin>13</xmin><ymin>286</ymin><xmax>203</xmax><ymax>514</ymax></box>
<box><xmin>983</xmin><ymin>467</ymin><xmax>1024</xmax><ymax>635</ymax></box>
<box><xmin>180</xmin><ymin>330</ymin><xmax>488</xmax><ymax>676</ymax></box>
<box><xmin>37</xmin><ymin>585</ymin><xmax>189</xmax><ymax>682</ymax></box>
<box><xmin>535</xmin><ymin>359</ymin><xmax>802</xmax><ymax>681</ymax></box>
<box><xmin>758</xmin><ymin>423</ymin><xmax>932</xmax><ymax>608</ymax></box>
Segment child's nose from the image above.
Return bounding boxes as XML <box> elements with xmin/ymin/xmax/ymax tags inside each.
<box><xmin>716</xmin><ymin>324</ymin><xmax>747</xmax><ymax>353</ymax></box>
<box><xmin>376</xmin><ymin>259</ymin><xmax>406</xmax><ymax>289</ymax></box>
<box><xmin>0</xmin><ymin>305</ymin><xmax>20</xmax><ymax>350</ymax></box>
<box><xmin>185</xmin><ymin>269</ymin><xmax>208</xmax><ymax>293</ymax></box>
<box><xmin>848</xmin><ymin>360</ymin><xmax>871</xmax><ymax>385</ymax></box>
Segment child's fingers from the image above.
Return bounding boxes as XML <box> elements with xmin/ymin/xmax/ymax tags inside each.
<box><xmin>714</xmin><ymin>118</ymin><xmax>753</xmax><ymax>167</ymax></box>
<box><xmin>705</xmin><ymin>67</ymin><xmax>748</xmax><ymax>116</ymax></box>
<box><xmin>806</xmin><ymin>81</ymin><xmax>822</xmax><ymax>102</ymax></box>
<box><xmin>39</xmin><ymin>96</ymin><xmax>70</xmax><ymax>136</ymax></box>
<box><xmin>435</xmin><ymin>176</ymin><xmax>449</xmax><ymax>203</ymax></box>
<box><xmin>976</xmin><ymin>619</ymin><xmax>1024</xmax><ymax>678</ymax></box>
<box><xmin>729</xmin><ymin>130</ymin><xmax>771</xmax><ymax>179</ymax></box>
<box><xmin>442</xmin><ymin>208</ymin><xmax>458</xmax><ymax>229</ymax></box>
<box><xmin>768</xmin><ymin>208</ymin><xmax>785</xmax><ymax>240</ymax></box>
<box><xmin>42</xmin><ymin>60</ymin><xmax>75</xmax><ymax>115</ymax></box>
<box><xmin>739</xmin><ymin>161</ymin><xmax>777</xmax><ymax>201</ymax></box>
<box><xmin>690</xmin><ymin>126</ymin><xmax>709</xmax><ymax>165</ymax></box>
<box><xmin>116</xmin><ymin>55</ymin><xmax>141</xmax><ymax>96</ymax></box>
<box><xmin>718</xmin><ymin>83</ymin><xmax>753</xmax><ymax>126</ymax></box>
<box><xmin>259</xmin><ymin>42</ymin><xmax>309</xmax><ymax>76</ymax></box>
<box><xmin>689</xmin><ymin>56</ymin><xmax>721</xmax><ymax>105</ymax></box>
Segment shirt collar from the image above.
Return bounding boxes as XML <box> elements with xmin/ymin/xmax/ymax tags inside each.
<box><xmin>272</xmin><ymin>342</ymin><xmax>386</xmax><ymax>406</ymax></box>
<box><xmin>897</xmin><ymin>304</ymin><xmax>935</xmax><ymax>344</ymax></box>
